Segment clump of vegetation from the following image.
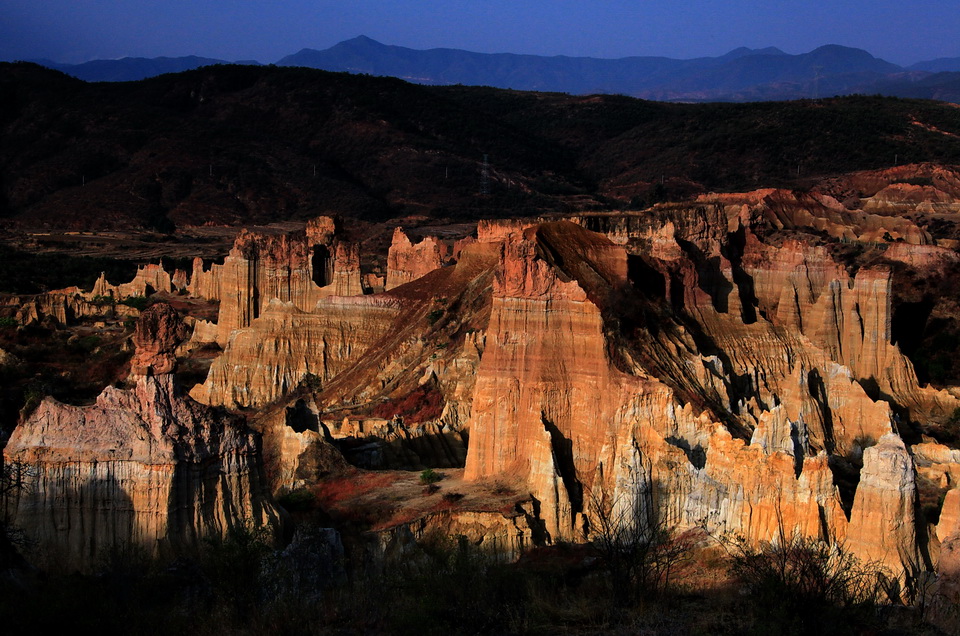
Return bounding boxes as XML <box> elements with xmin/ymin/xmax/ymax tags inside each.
<box><xmin>0</xmin><ymin>317</ymin><xmax>17</xmax><ymax>328</ymax></box>
<box><xmin>299</xmin><ymin>372</ymin><xmax>322</xmax><ymax>392</ymax></box>
<box><xmin>420</xmin><ymin>468</ymin><xmax>443</xmax><ymax>484</ymax></box>
<box><xmin>426</xmin><ymin>308</ymin><xmax>445</xmax><ymax>325</ymax></box>
<box><xmin>19</xmin><ymin>378</ymin><xmax>52</xmax><ymax>418</ymax></box>
<box><xmin>586</xmin><ymin>487</ymin><xmax>694</xmax><ymax>608</ymax></box>
<box><xmin>68</xmin><ymin>335</ymin><xmax>101</xmax><ymax>354</ymax></box>
<box><xmin>90</xmin><ymin>295</ymin><xmax>115</xmax><ymax>307</ymax></box>
<box><xmin>725</xmin><ymin>533</ymin><xmax>892</xmax><ymax>635</ymax></box>
<box><xmin>893</xmin><ymin>176</ymin><xmax>935</xmax><ymax>187</ymax></box>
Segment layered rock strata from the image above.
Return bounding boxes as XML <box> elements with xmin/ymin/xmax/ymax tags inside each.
<box><xmin>188</xmin><ymin>217</ymin><xmax>363</xmax><ymax>345</ymax></box>
<box><xmin>191</xmin><ymin>296</ymin><xmax>402</xmax><ymax>409</ymax></box>
<box><xmin>91</xmin><ymin>261</ymin><xmax>183</xmax><ymax>299</ymax></box>
<box><xmin>2</xmin><ymin>304</ymin><xmax>280</xmax><ymax>569</ymax></box>
<box><xmin>460</xmin><ymin>217</ymin><xmax>931</xmax><ymax>580</ymax></box>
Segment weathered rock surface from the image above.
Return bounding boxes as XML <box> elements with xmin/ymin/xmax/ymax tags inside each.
<box><xmin>2</xmin><ymin>288</ymin><xmax>138</xmax><ymax>326</ymax></box>
<box><xmin>845</xmin><ymin>434</ymin><xmax>921</xmax><ymax>578</ymax></box>
<box><xmin>9</xmin><ymin>185</ymin><xmax>960</xmax><ymax>587</ymax></box>
<box><xmin>91</xmin><ymin>262</ymin><xmax>180</xmax><ymax>299</ymax></box>
<box><xmin>129</xmin><ymin>302</ymin><xmax>190</xmax><ymax>376</ymax></box>
<box><xmin>457</xmin><ymin>213</ymin><xmax>940</xmax><ymax>581</ymax></box>
<box><xmin>2</xmin><ymin>304</ymin><xmax>280</xmax><ymax>569</ymax></box>
<box><xmin>188</xmin><ymin>217</ymin><xmax>364</xmax><ymax>345</ymax></box>
<box><xmin>385</xmin><ymin>227</ymin><xmax>448</xmax><ymax>290</ymax></box>
<box><xmin>253</xmin><ymin>397</ymin><xmax>350</xmax><ymax>495</ymax></box>
<box><xmin>191</xmin><ymin>295</ymin><xmax>402</xmax><ymax>409</ymax></box>
<box><xmin>697</xmin><ymin>189</ymin><xmax>931</xmax><ymax>243</ymax></box>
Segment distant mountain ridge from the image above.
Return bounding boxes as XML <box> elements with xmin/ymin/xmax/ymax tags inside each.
<box><xmin>33</xmin><ymin>55</ymin><xmax>241</xmax><ymax>82</ymax></box>
<box><xmin>23</xmin><ymin>36</ymin><xmax>960</xmax><ymax>102</ymax></box>
<box><xmin>277</xmin><ymin>37</ymin><xmax>902</xmax><ymax>98</ymax></box>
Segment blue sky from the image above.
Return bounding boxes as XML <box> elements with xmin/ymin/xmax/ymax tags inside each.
<box><xmin>2</xmin><ymin>0</ymin><xmax>958</xmax><ymax>65</ymax></box>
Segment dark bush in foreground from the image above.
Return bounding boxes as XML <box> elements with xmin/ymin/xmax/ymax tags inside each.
<box><xmin>726</xmin><ymin>533</ymin><xmax>893</xmax><ymax>635</ymax></box>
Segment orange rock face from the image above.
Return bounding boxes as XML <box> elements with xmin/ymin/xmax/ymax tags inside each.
<box><xmin>456</xmin><ymin>204</ymin><xmax>953</xmax><ymax>581</ymax></box>
<box><xmin>385</xmin><ymin>227</ymin><xmax>449</xmax><ymax>290</ymax></box>
<box><xmin>129</xmin><ymin>302</ymin><xmax>190</xmax><ymax>376</ymax></box>
<box><xmin>92</xmin><ymin>262</ymin><xmax>176</xmax><ymax>299</ymax></box>
<box><xmin>191</xmin><ymin>295</ymin><xmax>403</xmax><ymax>408</ymax></box>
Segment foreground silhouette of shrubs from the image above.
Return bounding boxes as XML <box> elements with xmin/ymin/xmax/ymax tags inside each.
<box><xmin>0</xmin><ymin>524</ymin><xmax>947</xmax><ymax>635</ymax></box>
<box><xmin>725</xmin><ymin>533</ymin><xmax>893</xmax><ymax>635</ymax></box>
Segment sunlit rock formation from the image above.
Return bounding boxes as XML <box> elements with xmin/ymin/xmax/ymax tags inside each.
<box><xmin>188</xmin><ymin>216</ymin><xmax>363</xmax><ymax>345</ymax></box>
<box><xmin>385</xmin><ymin>227</ymin><xmax>449</xmax><ymax>290</ymax></box>
<box><xmin>91</xmin><ymin>261</ymin><xmax>185</xmax><ymax>299</ymax></box>
<box><xmin>191</xmin><ymin>295</ymin><xmax>402</xmax><ymax>409</ymax></box>
<box><xmin>7</xmin><ymin>185</ymin><xmax>959</xmax><ymax>584</ymax></box>
<box><xmin>456</xmin><ymin>206</ymin><xmax>955</xmax><ymax>579</ymax></box>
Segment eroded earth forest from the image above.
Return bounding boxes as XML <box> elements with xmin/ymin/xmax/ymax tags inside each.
<box><xmin>3</xmin><ymin>62</ymin><xmax>960</xmax><ymax>634</ymax></box>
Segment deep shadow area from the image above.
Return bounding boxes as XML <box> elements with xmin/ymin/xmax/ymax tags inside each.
<box><xmin>627</xmin><ymin>254</ymin><xmax>666</xmax><ymax>300</ymax></box>
<box><xmin>891</xmin><ymin>298</ymin><xmax>933</xmax><ymax>358</ymax></box>
<box><xmin>311</xmin><ymin>245</ymin><xmax>333</xmax><ymax>288</ymax></box>
<box><xmin>542</xmin><ymin>414</ymin><xmax>583</xmax><ymax>518</ymax></box>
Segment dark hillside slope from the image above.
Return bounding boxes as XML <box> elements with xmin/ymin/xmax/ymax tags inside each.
<box><xmin>3</xmin><ymin>62</ymin><xmax>960</xmax><ymax>230</ymax></box>
<box><xmin>437</xmin><ymin>86</ymin><xmax>960</xmax><ymax>197</ymax></box>
<box><xmin>0</xmin><ymin>63</ymin><xmax>584</xmax><ymax>229</ymax></box>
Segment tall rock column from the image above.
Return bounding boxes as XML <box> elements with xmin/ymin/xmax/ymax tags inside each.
<box><xmin>846</xmin><ymin>434</ymin><xmax>921</xmax><ymax>581</ymax></box>
<box><xmin>464</xmin><ymin>230</ymin><xmax>620</xmax><ymax>539</ymax></box>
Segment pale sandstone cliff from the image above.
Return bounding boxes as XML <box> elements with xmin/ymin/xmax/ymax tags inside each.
<box><xmin>1</xmin><ymin>259</ymin><xmax>186</xmax><ymax>328</ymax></box>
<box><xmin>91</xmin><ymin>261</ymin><xmax>183</xmax><ymax>300</ymax></box>
<box><xmin>2</xmin><ymin>288</ymin><xmax>139</xmax><ymax>326</ymax></box>
<box><xmin>191</xmin><ymin>295</ymin><xmax>402</xmax><ymax>409</ymax></box>
<box><xmin>2</xmin><ymin>304</ymin><xmax>280</xmax><ymax>569</ymax></box>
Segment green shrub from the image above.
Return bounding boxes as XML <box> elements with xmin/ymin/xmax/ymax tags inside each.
<box><xmin>300</xmin><ymin>372</ymin><xmax>322</xmax><ymax>392</ymax></box>
<box><xmin>277</xmin><ymin>488</ymin><xmax>316</xmax><ymax>512</ymax></box>
<box><xmin>0</xmin><ymin>316</ymin><xmax>17</xmax><ymax>327</ymax></box>
<box><xmin>893</xmin><ymin>176</ymin><xmax>934</xmax><ymax>187</ymax></box>
<box><xmin>426</xmin><ymin>309</ymin><xmax>444</xmax><ymax>325</ymax></box>
<box><xmin>201</xmin><ymin>523</ymin><xmax>273</xmax><ymax>619</ymax></box>
<box><xmin>77</xmin><ymin>335</ymin><xmax>101</xmax><ymax>353</ymax></box>
<box><xmin>20</xmin><ymin>379</ymin><xmax>52</xmax><ymax>417</ymax></box>
<box><xmin>90</xmin><ymin>295</ymin><xmax>115</xmax><ymax>307</ymax></box>
<box><xmin>420</xmin><ymin>468</ymin><xmax>443</xmax><ymax>484</ymax></box>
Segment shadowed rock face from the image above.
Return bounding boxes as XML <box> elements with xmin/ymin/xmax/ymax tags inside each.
<box><xmin>2</xmin><ymin>303</ymin><xmax>280</xmax><ymax>569</ymax></box>
<box><xmin>130</xmin><ymin>302</ymin><xmax>190</xmax><ymax>376</ymax></box>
